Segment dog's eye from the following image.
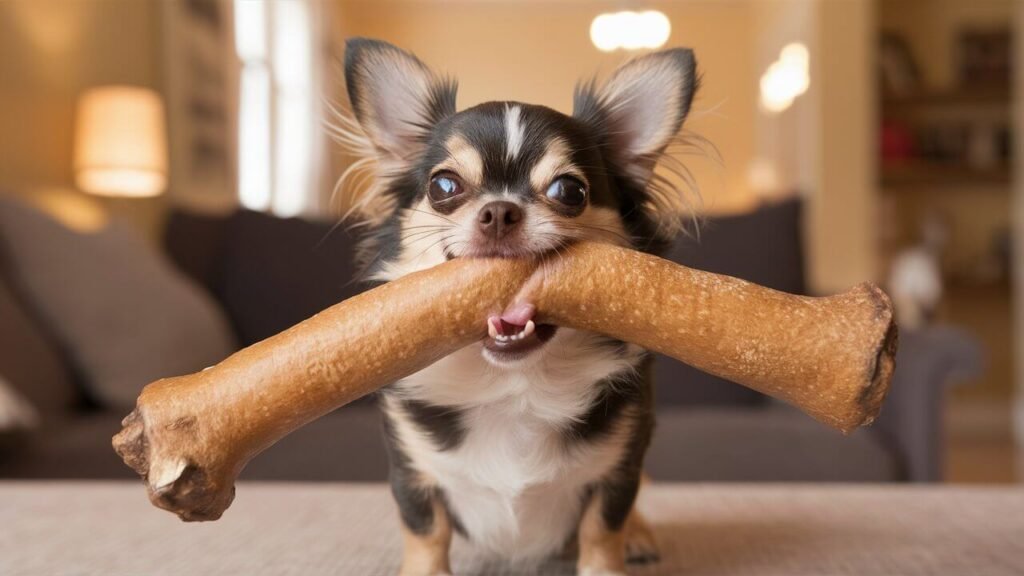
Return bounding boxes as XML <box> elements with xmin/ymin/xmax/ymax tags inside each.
<box><xmin>545</xmin><ymin>177</ymin><xmax>587</xmax><ymax>207</ymax></box>
<box><xmin>428</xmin><ymin>172</ymin><xmax>464</xmax><ymax>202</ymax></box>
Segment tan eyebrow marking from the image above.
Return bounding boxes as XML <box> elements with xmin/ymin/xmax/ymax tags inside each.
<box><xmin>433</xmin><ymin>133</ymin><xmax>484</xmax><ymax>187</ymax></box>
<box><xmin>529</xmin><ymin>137</ymin><xmax>585</xmax><ymax>192</ymax></box>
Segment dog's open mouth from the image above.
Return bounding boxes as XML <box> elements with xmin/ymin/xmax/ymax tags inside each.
<box><xmin>483</xmin><ymin>303</ymin><xmax>557</xmax><ymax>361</ymax></box>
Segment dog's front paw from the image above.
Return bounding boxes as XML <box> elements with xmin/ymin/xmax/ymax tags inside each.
<box><xmin>625</xmin><ymin>514</ymin><xmax>660</xmax><ymax>565</ymax></box>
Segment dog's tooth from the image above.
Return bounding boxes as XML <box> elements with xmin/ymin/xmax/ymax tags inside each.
<box><xmin>488</xmin><ymin>318</ymin><xmax>500</xmax><ymax>340</ymax></box>
<box><xmin>523</xmin><ymin>320</ymin><xmax>536</xmax><ymax>338</ymax></box>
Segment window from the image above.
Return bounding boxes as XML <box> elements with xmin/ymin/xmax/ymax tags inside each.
<box><xmin>234</xmin><ymin>0</ymin><xmax>321</xmax><ymax>217</ymax></box>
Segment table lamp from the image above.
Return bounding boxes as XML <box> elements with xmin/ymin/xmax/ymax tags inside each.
<box><xmin>74</xmin><ymin>86</ymin><xmax>168</xmax><ymax>198</ymax></box>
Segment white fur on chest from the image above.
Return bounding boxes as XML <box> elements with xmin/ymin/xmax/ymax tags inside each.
<box><xmin>389</xmin><ymin>330</ymin><xmax>644</xmax><ymax>559</ymax></box>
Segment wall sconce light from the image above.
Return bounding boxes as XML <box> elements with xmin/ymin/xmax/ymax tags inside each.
<box><xmin>590</xmin><ymin>10</ymin><xmax>671</xmax><ymax>52</ymax></box>
<box><xmin>759</xmin><ymin>43</ymin><xmax>811</xmax><ymax>114</ymax></box>
<box><xmin>74</xmin><ymin>86</ymin><xmax>168</xmax><ymax>198</ymax></box>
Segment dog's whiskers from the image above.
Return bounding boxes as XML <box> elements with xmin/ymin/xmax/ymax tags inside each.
<box><xmin>408</xmin><ymin>234</ymin><xmax>456</xmax><ymax>263</ymax></box>
<box><xmin>405</xmin><ymin>207</ymin><xmax>460</xmax><ymax>226</ymax></box>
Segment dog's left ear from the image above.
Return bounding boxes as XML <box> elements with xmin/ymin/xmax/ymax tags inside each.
<box><xmin>574</xmin><ymin>48</ymin><xmax>698</xmax><ymax>181</ymax></box>
<box><xmin>344</xmin><ymin>38</ymin><xmax>457</xmax><ymax>161</ymax></box>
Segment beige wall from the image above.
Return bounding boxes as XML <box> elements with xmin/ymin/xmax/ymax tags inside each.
<box><xmin>810</xmin><ymin>0</ymin><xmax>877</xmax><ymax>293</ymax></box>
<box><xmin>0</xmin><ymin>0</ymin><xmax>165</xmax><ymax>237</ymax></box>
<box><xmin>332</xmin><ymin>0</ymin><xmax>758</xmax><ymax>214</ymax></box>
<box><xmin>746</xmin><ymin>0</ymin><xmax>878</xmax><ymax>295</ymax></box>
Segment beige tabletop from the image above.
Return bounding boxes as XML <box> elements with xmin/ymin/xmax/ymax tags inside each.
<box><xmin>2</xmin><ymin>481</ymin><xmax>1023</xmax><ymax>575</ymax></box>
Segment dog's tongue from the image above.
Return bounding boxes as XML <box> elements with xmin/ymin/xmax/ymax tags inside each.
<box><xmin>501</xmin><ymin>302</ymin><xmax>536</xmax><ymax>326</ymax></box>
<box><xmin>488</xmin><ymin>303</ymin><xmax>536</xmax><ymax>335</ymax></box>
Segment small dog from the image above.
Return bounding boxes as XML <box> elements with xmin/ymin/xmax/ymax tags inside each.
<box><xmin>338</xmin><ymin>38</ymin><xmax>699</xmax><ymax>575</ymax></box>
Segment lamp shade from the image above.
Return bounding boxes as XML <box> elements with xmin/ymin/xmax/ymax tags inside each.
<box><xmin>74</xmin><ymin>86</ymin><xmax>168</xmax><ymax>197</ymax></box>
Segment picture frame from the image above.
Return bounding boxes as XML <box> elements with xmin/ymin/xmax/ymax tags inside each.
<box><xmin>161</xmin><ymin>0</ymin><xmax>238</xmax><ymax>211</ymax></box>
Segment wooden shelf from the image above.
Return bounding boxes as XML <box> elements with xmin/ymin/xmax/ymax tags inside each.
<box><xmin>881</xmin><ymin>162</ymin><xmax>1012</xmax><ymax>189</ymax></box>
<box><xmin>883</xmin><ymin>89</ymin><xmax>1011</xmax><ymax>110</ymax></box>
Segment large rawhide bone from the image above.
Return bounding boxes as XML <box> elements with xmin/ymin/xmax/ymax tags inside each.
<box><xmin>520</xmin><ymin>243</ymin><xmax>897</xmax><ymax>432</ymax></box>
<box><xmin>113</xmin><ymin>242</ymin><xmax>896</xmax><ymax>522</ymax></box>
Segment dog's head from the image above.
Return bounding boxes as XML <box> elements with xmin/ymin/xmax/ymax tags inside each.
<box><xmin>340</xmin><ymin>38</ymin><xmax>699</xmax><ymax>278</ymax></box>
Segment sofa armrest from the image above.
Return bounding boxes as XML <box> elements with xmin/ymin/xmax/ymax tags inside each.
<box><xmin>872</xmin><ymin>326</ymin><xmax>982</xmax><ymax>482</ymax></box>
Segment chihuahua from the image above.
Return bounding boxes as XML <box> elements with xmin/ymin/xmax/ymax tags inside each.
<box><xmin>337</xmin><ymin>38</ymin><xmax>699</xmax><ymax>575</ymax></box>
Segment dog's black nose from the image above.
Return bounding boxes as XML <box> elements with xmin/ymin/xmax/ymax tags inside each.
<box><xmin>477</xmin><ymin>201</ymin><xmax>523</xmax><ymax>240</ymax></box>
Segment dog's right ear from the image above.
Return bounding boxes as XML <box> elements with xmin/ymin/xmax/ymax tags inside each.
<box><xmin>344</xmin><ymin>38</ymin><xmax>457</xmax><ymax>161</ymax></box>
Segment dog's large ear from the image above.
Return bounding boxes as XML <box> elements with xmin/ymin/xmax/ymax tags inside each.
<box><xmin>344</xmin><ymin>38</ymin><xmax>456</xmax><ymax>161</ymax></box>
<box><xmin>574</xmin><ymin>48</ymin><xmax>698</xmax><ymax>181</ymax></box>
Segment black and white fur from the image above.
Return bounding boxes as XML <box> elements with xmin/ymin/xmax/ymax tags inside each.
<box><xmin>336</xmin><ymin>38</ymin><xmax>699</xmax><ymax>571</ymax></box>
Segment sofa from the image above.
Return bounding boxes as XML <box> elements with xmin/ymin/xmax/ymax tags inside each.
<box><xmin>0</xmin><ymin>196</ymin><xmax>980</xmax><ymax>482</ymax></box>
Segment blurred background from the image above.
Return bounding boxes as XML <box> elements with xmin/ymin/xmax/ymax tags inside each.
<box><xmin>0</xmin><ymin>0</ymin><xmax>1019</xmax><ymax>485</ymax></box>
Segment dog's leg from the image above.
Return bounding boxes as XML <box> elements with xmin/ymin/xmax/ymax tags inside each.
<box><xmin>389</xmin><ymin>454</ymin><xmax>452</xmax><ymax>576</ymax></box>
<box><xmin>397</xmin><ymin>496</ymin><xmax>452</xmax><ymax>576</ymax></box>
<box><xmin>624</xmin><ymin>507</ymin><xmax>659</xmax><ymax>564</ymax></box>
<box><xmin>578</xmin><ymin>465</ymin><xmax>650</xmax><ymax>576</ymax></box>
<box><xmin>383</xmin><ymin>397</ymin><xmax>454</xmax><ymax>576</ymax></box>
<box><xmin>624</xmin><ymin>475</ymin><xmax>659</xmax><ymax>564</ymax></box>
<box><xmin>577</xmin><ymin>487</ymin><xmax>628</xmax><ymax>576</ymax></box>
<box><xmin>577</xmin><ymin>373</ymin><xmax>654</xmax><ymax>576</ymax></box>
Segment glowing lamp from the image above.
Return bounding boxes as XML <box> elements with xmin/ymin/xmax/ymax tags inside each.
<box><xmin>590</xmin><ymin>10</ymin><xmax>671</xmax><ymax>52</ymax></box>
<box><xmin>759</xmin><ymin>43</ymin><xmax>811</xmax><ymax>114</ymax></box>
<box><xmin>74</xmin><ymin>86</ymin><xmax>168</xmax><ymax>198</ymax></box>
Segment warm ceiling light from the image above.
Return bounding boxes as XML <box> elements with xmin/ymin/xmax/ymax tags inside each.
<box><xmin>74</xmin><ymin>86</ymin><xmax>168</xmax><ymax>198</ymax></box>
<box><xmin>760</xmin><ymin>43</ymin><xmax>811</xmax><ymax>114</ymax></box>
<box><xmin>590</xmin><ymin>10</ymin><xmax>671</xmax><ymax>52</ymax></box>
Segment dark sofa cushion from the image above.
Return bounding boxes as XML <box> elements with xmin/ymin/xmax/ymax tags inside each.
<box><xmin>217</xmin><ymin>210</ymin><xmax>365</xmax><ymax>346</ymax></box>
<box><xmin>0</xmin><ymin>273</ymin><xmax>76</xmax><ymax>419</ymax></box>
<box><xmin>646</xmin><ymin>406</ymin><xmax>901</xmax><ymax>482</ymax></box>
<box><xmin>0</xmin><ymin>197</ymin><xmax>236</xmax><ymax>409</ymax></box>
<box><xmin>163</xmin><ymin>209</ymin><xmax>231</xmax><ymax>293</ymax></box>
<box><xmin>653</xmin><ymin>198</ymin><xmax>806</xmax><ymax>406</ymax></box>
<box><xmin>671</xmin><ymin>198</ymin><xmax>806</xmax><ymax>295</ymax></box>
